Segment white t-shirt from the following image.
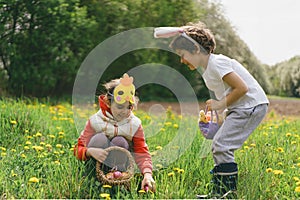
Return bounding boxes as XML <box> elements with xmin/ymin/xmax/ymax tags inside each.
<box><xmin>202</xmin><ymin>54</ymin><xmax>269</xmax><ymax>109</ymax></box>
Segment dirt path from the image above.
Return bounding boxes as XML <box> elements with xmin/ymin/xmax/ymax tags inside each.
<box><xmin>138</xmin><ymin>98</ymin><xmax>300</xmax><ymax>117</ymax></box>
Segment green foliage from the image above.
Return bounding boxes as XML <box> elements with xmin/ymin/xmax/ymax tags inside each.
<box><xmin>268</xmin><ymin>56</ymin><xmax>300</xmax><ymax>97</ymax></box>
<box><xmin>1</xmin><ymin>0</ymin><xmax>96</xmax><ymax>97</ymax></box>
<box><xmin>1</xmin><ymin>0</ymin><xmax>288</xmax><ymax>99</ymax></box>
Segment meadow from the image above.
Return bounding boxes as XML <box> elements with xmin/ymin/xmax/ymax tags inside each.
<box><xmin>0</xmin><ymin>98</ymin><xmax>300</xmax><ymax>199</ymax></box>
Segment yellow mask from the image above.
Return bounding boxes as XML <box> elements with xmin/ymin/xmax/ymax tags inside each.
<box><xmin>113</xmin><ymin>73</ymin><xmax>135</xmax><ymax>104</ymax></box>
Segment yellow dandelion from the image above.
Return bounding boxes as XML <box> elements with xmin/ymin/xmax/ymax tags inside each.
<box><xmin>296</xmin><ymin>181</ymin><xmax>300</xmax><ymax>186</ymax></box>
<box><xmin>160</xmin><ymin>128</ymin><xmax>166</xmax><ymax>132</ymax></box>
<box><xmin>0</xmin><ymin>147</ymin><xmax>6</xmax><ymax>151</ymax></box>
<box><xmin>56</xmin><ymin>144</ymin><xmax>63</xmax><ymax>148</ymax></box>
<box><xmin>277</xmin><ymin>162</ymin><xmax>283</xmax><ymax>166</ymax></box>
<box><xmin>100</xmin><ymin>193</ymin><xmax>110</xmax><ymax>198</ymax></box>
<box><xmin>155</xmin><ymin>164</ymin><xmax>163</xmax><ymax>169</ymax></box>
<box><xmin>178</xmin><ymin>169</ymin><xmax>185</xmax><ymax>174</ymax></box>
<box><xmin>54</xmin><ymin>160</ymin><xmax>60</xmax><ymax>165</ymax></box>
<box><xmin>168</xmin><ymin>172</ymin><xmax>175</xmax><ymax>177</ymax></box>
<box><xmin>10</xmin><ymin>120</ymin><xmax>17</xmax><ymax>125</ymax></box>
<box><xmin>25</xmin><ymin>141</ymin><xmax>32</xmax><ymax>145</ymax></box>
<box><xmin>273</xmin><ymin>170</ymin><xmax>283</xmax><ymax>175</ymax></box>
<box><xmin>276</xmin><ymin>147</ymin><xmax>284</xmax><ymax>153</ymax></box>
<box><xmin>102</xmin><ymin>185</ymin><xmax>112</xmax><ymax>188</ymax></box>
<box><xmin>150</xmin><ymin>151</ymin><xmax>157</xmax><ymax>156</ymax></box>
<box><xmin>155</xmin><ymin>146</ymin><xmax>162</xmax><ymax>150</ymax></box>
<box><xmin>58</xmin><ymin>131</ymin><xmax>65</xmax><ymax>135</ymax></box>
<box><xmin>48</xmin><ymin>134</ymin><xmax>55</xmax><ymax>138</ymax></box>
<box><xmin>164</xmin><ymin>122</ymin><xmax>172</xmax><ymax>126</ymax></box>
<box><xmin>244</xmin><ymin>145</ymin><xmax>249</xmax><ymax>150</ymax></box>
<box><xmin>250</xmin><ymin>143</ymin><xmax>256</xmax><ymax>147</ymax></box>
<box><xmin>32</xmin><ymin>146</ymin><xmax>44</xmax><ymax>151</ymax></box>
<box><xmin>35</xmin><ymin>132</ymin><xmax>42</xmax><ymax>137</ymax></box>
<box><xmin>173</xmin><ymin>167</ymin><xmax>180</xmax><ymax>172</ymax></box>
<box><xmin>239</xmin><ymin>150</ymin><xmax>245</xmax><ymax>153</ymax></box>
<box><xmin>263</xmin><ymin>132</ymin><xmax>268</xmax><ymax>136</ymax></box>
<box><xmin>24</xmin><ymin>146</ymin><xmax>30</xmax><ymax>150</ymax></box>
<box><xmin>293</xmin><ymin>177</ymin><xmax>300</xmax><ymax>181</ymax></box>
<box><xmin>11</xmin><ymin>170</ymin><xmax>17</xmax><ymax>177</ymax></box>
<box><xmin>28</xmin><ymin>177</ymin><xmax>39</xmax><ymax>183</ymax></box>
<box><xmin>11</xmin><ymin>149</ymin><xmax>16</xmax><ymax>152</ymax></box>
<box><xmin>291</xmin><ymin>141</ymin><xmax>297</xmax><ymax>145</ymax></box>
<box><xmin>25</xmin><ymin>129</ymin><xmax>29</xmax><ymax>133</ymax></box>
<box><xmin>40</xmin><ymin>142</ymin><xmax>45</xmax><ymax>146</ymax></box>
<box><xmin>138</xmin><ymin>189</ymin><xmax>146</xmax><ymax>194</ymax></box>
<box><xmin>1</xmin><ymin>152</ymin><xmax>6</xmax><ymax>157</ymax></box>
<box><xmin>45</xmin><ymin>144</ymin><xmax>52</xmax><ymax>148</ymax></box>
<box><xmin>286</xmin><ymin>132</ymin><xmax>292</xmax><ymax>137</ymax></box>
<box><xmin>21</xmin><ymin>154</ymin><xmax>26</xmax><ymax>158</ymax></box>
<box><xmin>11</xmin><ymin>172</ymin><xmax>17</xmax><ymax>177</ymax></box>
<box><xmin>52</xmin><ymin>116</ymin><xmax>58</xmax><ymax>120</ymax></box>
<box><xmin>266</xmin><ymin>168</ymin><xmax>273</xmax><ymax>173</ymax></box>
<box><xmin>297</xmin><ymin>163</ymin><xmax>300</xmax><ymax>167</ymax></box>
<box><xmin>173</xmin><ymin>124</ymin><xmax>179</xmax><ymax>128</ymax></box>
<box><xmin>56</xmin><ymin>126</ymin><xmax>62</xmax><ymax>130</ymax></box>
<box><xmin>69</xmin><ymin>147</ymin><xmax>74</xmax><ymax>151</ymax></box>
<box><xmin>295</xmin><ymin>186</ymin><xmax>300</xmax><ymax>193</ymax></box>
<box><xmin>26</xmin><ymin>135</ymin><xmax>33</xmax><ymax>139</ymax></box>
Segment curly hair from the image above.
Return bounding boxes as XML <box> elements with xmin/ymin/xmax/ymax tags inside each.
<box><xmin>170</xmin><ymin>21</ymin><xmax>216</xmax><ymax>55</ymax></box>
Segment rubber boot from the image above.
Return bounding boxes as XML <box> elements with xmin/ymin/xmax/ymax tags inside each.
<box><xmin>197</xmin><ymin>162</ymin><xmax>238</xmax><ymax>199</ymax></box>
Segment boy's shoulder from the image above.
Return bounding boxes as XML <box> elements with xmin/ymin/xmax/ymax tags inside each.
<box><xmin>211</xmin><ymin>54</ymin><xmax>231</xmax><ymax>65</ymax></box>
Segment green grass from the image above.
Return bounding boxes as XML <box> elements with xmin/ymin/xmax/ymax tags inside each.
<box><xmin>0</xmin><ymin>98</ymin><xmax>300</xmax><ymax>199</ymax></box>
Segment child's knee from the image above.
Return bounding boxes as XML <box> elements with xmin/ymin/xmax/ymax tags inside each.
<box><xmin>87</xmin><ymin>133</ymin><xmax>109</xmax><ymax>148</ymax></box>
<box><xmin>111</xmin><ymin>136</ymin><xmax>129</xmax><ymax>149</ymax></box>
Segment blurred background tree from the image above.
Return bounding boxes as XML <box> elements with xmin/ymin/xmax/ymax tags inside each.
<box><xmin>0</xmin><ymin>0</ymin><xmax>298</xmax><ymax>99</ymax></box>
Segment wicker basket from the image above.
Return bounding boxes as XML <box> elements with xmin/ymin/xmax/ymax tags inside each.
<box><xmin>96</xmin><ymin>146</ymin><xmax>134</xmax><ymax>189</ymax></box>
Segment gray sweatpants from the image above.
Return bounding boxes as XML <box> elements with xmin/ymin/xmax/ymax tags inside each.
<box><xmin>212</xmin><ymin>104</ymin><xmax>268</xmax><ymax>165</ymax></box>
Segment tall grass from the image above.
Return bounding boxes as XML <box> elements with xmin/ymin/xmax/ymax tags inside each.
<box><xmin>0</xmin><ymin>99</ymin><xmax>299</xmax><ymax>199</ymax></box>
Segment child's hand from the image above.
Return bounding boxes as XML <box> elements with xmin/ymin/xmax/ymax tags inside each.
<box><xmin>142</xmin><ymin>173</ymin><xmax>156</xmax><ymax>192</ymax></box>
<box><xmin>206</xmin><ymin>99</ymin><xmax>226</xmax><ymax>111</ymax></box>
<box><xmin>86</xmin><ymin>147</ymin><xmax>108</xmax><ymax>163</ymax></box>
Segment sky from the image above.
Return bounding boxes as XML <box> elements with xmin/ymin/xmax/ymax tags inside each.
<box><xmin>216</xmin><ymin>0</ymin><xmax>300</xmax><ymax>65</ymax></box>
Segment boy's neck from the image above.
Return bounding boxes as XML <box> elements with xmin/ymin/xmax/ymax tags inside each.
<box><xmin>200</xmin><ymin>53</ymin><xmax>210</xmax><ymax>69</ymax></box>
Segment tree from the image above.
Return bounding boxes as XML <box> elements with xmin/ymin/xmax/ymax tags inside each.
<box><xmin>0</xmin><ymin>0</ymin><xmax>96</xmax><ymax>97</ymax></box>
<box><xmin>269</xmin><ymin>56</ymin><xmax>300</xmax><ymax>97</ymax></box>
